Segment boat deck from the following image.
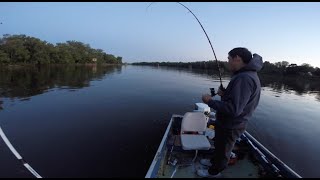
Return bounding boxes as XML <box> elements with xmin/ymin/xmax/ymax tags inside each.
<box><xmin>156</xmin><ymin>135</ymin><xmax>261</xmax><ymax>178</ymax></box>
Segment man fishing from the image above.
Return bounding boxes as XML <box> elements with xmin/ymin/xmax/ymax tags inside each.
<box><xmin>199</xmin><ymin>47</ymin><xmax>263</xmax><ymax>177</ymax></box>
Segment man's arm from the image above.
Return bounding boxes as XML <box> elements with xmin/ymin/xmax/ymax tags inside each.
<box><xmin>207</xmin><ymin>76</ymin><xmax>254</xmax><ymax>118</ymax></box>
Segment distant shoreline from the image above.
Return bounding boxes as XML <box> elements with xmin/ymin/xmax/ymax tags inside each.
<box><xmin>131</xmin><ymin>62</ymin><xmax>320</xmax><ymax>79</ymax></box>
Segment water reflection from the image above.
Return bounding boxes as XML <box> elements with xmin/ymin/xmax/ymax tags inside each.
<box><xmin>259</xmin><ymin>74</ymin><xmax>320</xmax><ymax>98</ymax></box>
<box><xmin>0</xmin><ymin>64</ymin><xmax>122</xmax><ymax>109</ymax></box>
<box><xmin>2</xmin><ymin>64</ymin><xmax>319</xmax><ymax>102</ymax></box>
<box><xmin>145</xmin><ymin>66</ymin><xmax>320</xmax><ymax>101</ymax></box>
<box><xmin>147</xmin><ymin>66</ymin><xmax>231</xmax><ymax>82</ymax></box>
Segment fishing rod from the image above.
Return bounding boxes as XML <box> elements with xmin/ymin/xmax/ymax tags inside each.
<box><xmin>0</xmin><ymin>126</ymin><xmax>42</xmax><ymax>178</ymax></box>
<box><xmin>0</xmin><ymin>20</ymin><xmax>41</xmax><ymax>178</ymax></box>
<box><xmin>148</xmin><ymin>2</ymin><xmax>224</xmax><ymax>96</ymax></box>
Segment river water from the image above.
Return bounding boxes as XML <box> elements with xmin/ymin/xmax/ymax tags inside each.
<box><xmin>0</xmin><ymin>64</ymin><xmax>319</xmax><ymax>177</ymax></box>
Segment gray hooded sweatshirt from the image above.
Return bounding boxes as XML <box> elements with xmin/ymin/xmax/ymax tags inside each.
<box><xmin>208</xmin><ymin>54</ymin><xmax>263</xmax><ymax>129</ymax></box>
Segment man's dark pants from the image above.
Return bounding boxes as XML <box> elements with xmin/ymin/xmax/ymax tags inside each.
<box><xmin>208</xmin><ymin>124</ymin><xmax>245</xmax><ymax>175</ymax></box>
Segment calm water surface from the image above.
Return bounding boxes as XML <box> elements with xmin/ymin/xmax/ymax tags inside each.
<box><xmin>0</xmin><ymin>65</ymin><xmax>319</xmax><ymax>177</ymax></box>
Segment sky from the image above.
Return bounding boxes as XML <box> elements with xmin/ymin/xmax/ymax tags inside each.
<box><xmin>0</xmin><ymin>2</ymin><xmax>319</xmax><ymax>67</ymax></box>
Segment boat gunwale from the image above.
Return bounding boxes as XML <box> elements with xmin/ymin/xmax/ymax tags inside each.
<box><xmin>145</xmin><ymin>114</ymin><xmax>181</xmax><ymax>178</ymax></box>
<box><xmin>243</xmin><ymin>131</ymin><xmax>302</xmax><ymax>178</ymax></box>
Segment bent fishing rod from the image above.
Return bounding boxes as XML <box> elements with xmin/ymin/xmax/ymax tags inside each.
<box><xmin>0</xmin><ymin>126</ymin><xmax>42</xmax><ymax>178</ymax></box>
<box><xmin>148</xmin><ymin>2</ymin><xmax>223</xmax><ymax>96</ymax></box>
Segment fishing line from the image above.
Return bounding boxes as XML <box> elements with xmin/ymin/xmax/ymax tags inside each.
<box><xmin>147</xmin><ymin>2</ymin><xmax>223</xmax><ymax>88</ymax></box>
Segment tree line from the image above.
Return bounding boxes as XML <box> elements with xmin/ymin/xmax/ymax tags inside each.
<box><xmin>0</xmin><ymin>34</ymin><xmax>122</xmax><ymax>64</ymax></box>
<box><xmin>132</xmin><ymin>60</ymin><xmax>320</xmax><ymax>77</ymax></box>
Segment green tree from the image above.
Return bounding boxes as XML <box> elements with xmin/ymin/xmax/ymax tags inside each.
<box><xmin>0</xmin><ymin>34</ymin><xmax>123</xmax><ymax>65</ymax></box>
<box><xmin>116</xmin><ymin>56</ymin><xmax>122</xmax><ymax>64</ymax></box>
<box><xmin>0</xmin><ymin>50</ymin><xmax>10</xmax><ymax>63</ymax></box>
<box><xmin>313</xmin><ymin>68</ymin><xmax>320</xmax><ymax>76</ymax></box>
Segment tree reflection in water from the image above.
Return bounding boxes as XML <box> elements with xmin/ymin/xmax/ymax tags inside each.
<box><xmin>0</xmin><ymin>64</ymin><xmax>122</xmax><ymax>111</ymax></box>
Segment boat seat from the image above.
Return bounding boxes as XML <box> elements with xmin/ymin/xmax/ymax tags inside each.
<box><xmin>180</xmin><ymin>112</ymin><xmax>211</xmax><ymax>151</ymax></box>
<box><xmin>180</xmin><ymin>135</ymin><xmax>211</xmax><ymax>150</ymax></box>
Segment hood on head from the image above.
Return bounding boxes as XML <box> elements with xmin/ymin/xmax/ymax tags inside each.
<box><xmin>242</xmin><ymin>53</ymin><xmax>263</xmax><ymax>72</ymax></box>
